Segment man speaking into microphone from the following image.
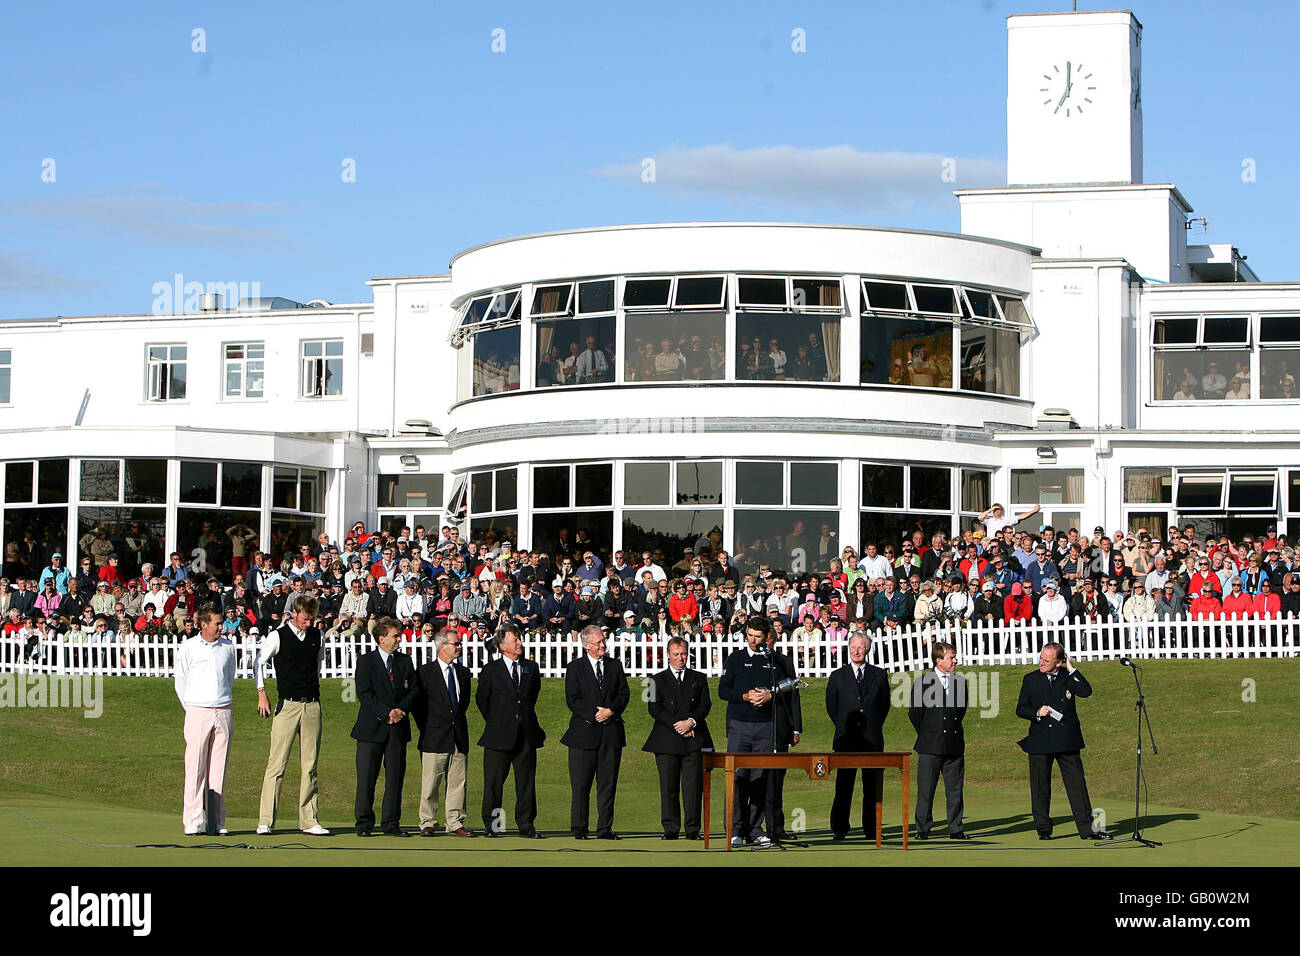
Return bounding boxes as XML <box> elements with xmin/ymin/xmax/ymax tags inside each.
<box><xmin>1016</xmin><ymin>642</ymin><xmax>1113</xmax><ymax>841</ymax></box>
<box><xmin>718</xmin><ymin>616</ymin><xmax>778</xmax><ymax>848</ymax></box>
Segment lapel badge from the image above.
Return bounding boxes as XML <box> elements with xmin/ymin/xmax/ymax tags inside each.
<box><xmin>1066</xmin><ymin>690</ymin><xmax>1072</xmax><ymax>699</ymax></box>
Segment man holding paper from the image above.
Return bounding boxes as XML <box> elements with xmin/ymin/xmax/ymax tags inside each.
<box><xmin>1015</xmin><ymin>643</ymin><xmax>1113</xmax><ymax>842</ymax></box>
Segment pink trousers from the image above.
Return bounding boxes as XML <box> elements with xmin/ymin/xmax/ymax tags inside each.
<box><xmin>183</xmin><ymin>705</ymin><xmax>233</xmax><ymax>830</ymax></box>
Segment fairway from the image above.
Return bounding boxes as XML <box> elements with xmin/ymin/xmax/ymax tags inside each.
<box><xmin>2</xmin><ymin>660</ymin><xmax>1297</xmax><ymax>866</ymax></box>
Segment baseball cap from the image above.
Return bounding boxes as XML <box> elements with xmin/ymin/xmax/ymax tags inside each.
<box><xmin>249</xmin><ymin>626</ymin><xmax>261</xmax><ymax>636</ymax></box>
<box><xmin>623</xmin><ymin>611</ymin><xmax>636</xmax><ymax>619</ymax></box>
<box><xmin>1044</xmin><ymin>580</ymin><xmax>1059</xmax><ymax>591</ymax></box>
<box><xmin>52</xmin><ymin>552</ymin><xmax>63</xmax><ymax>559</ymax></box>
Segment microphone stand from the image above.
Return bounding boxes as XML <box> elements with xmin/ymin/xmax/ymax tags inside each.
<box><xmin>758</xmin><ymin>644</ymin><xmax>792</xmax><ymax>850</ymax></box>
<box><xmin>1101</xmin><ymin>659</ymin><xmax>1161</xmax><ymax>848</ymax></box>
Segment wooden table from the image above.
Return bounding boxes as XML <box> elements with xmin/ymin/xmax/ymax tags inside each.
<box><xmin>702</xmin><ymin>751</ymin><xmax>911</xmax><ymax>850</ymax></box>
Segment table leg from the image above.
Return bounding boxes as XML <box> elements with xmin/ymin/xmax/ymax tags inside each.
<box><xmin>703</xmin><ymin>762</ymin><xmax>711</xmax><ymax>849</ymax></box>
<box><xmin>901</xmin><ymin>765</ymin><xmax>910</xmax><ymax>851</ymax></box>
<box><xmin>874</xmin><ymin>768</ymin><xmax>884</xmax><ymax>848</ymax></box>
<box><xmin>724</xmin><ymin>757</ymin><xmax>735</xmax><ymax>852</ymax></box>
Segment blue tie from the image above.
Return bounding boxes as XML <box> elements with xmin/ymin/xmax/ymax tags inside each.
<box><xmin>447</xmin><ymin>664</ymin><xmax>458</xmax><ymax>714</ymax></box>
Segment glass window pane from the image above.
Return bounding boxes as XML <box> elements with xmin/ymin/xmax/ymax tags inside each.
<box><xmin>674</xmin><ymin>276</ymin><xmax>725</xmax><ymax>307</ymax></box>
<box><xmin>965</xmin><ymin>289</ymin><xmax>997</xmax><ymax>319</ymax></box>
<box><xmin>38</xmin><ymin>459</ymin><xmax>69</xmax><ymax>504</ymax></box>
<box><xmin>124</xmin><ymin>459</ymin><xmax>167</xmax><ymax>504</ymax></box>
<box><xmin>859</xmin><ymin>511</ymin><xmax>951</xmax><ymax>553</ymax></box>
<box><xmin>961</xmin><ymin>324</ymin><xmax>1020</xmax><ymax>395</ymax></box>
<box><xmin>738</xmin><ymin>277</ymin><xmax>787</xmax><ymax>307</ymax></box>
<box><xmin>913</xmin><ymin>285</ymin><xmax>958</xmax><ymax>315</ymax></box>
<box><xmin>862</xmin><ymin>281</ymin><xmax>910</xmax><ymax>312</ymax></box>
<box><xmin>0</xmin><ymin>367</ymin><xmax>10</xmax><ymax>404</ymax></box>
<box><xmin>1175</xmin><ymin>474</ymin><xmax>1223</xmax><ymax>510</ymax></box>
<box><xmin>221</xmin><ymin>462</ymin><xmax>262</xmax><ymax>509</ymax></box>
<box><xmin>272</xmin><ymin>468</ymin><xmax>298</xmax><ymax>510</ymax></box>
<box><xmin>470</xmin><ymin>472</ymin><xmax>493</xmax><ymax>513</ymax></box>
<box><xmin>1260</xmin><ymin>315</ymin><xmax>1300</xmax><ymax>343</ymax></box>
<box><xmin>961</xmin><ymin>470</ymin><xmax>990</xmax><ymax>513</ymax></box>
<box><xmin>677</xmin><ymin>461</ymin><xmax>722</xmax><ymax>505</ymax></box>
<box><xmin>533</xmin><ymin>465</ymin><xmax>570</xmax><ymax>509</ymax></box>
<box><xmin>177</xmin><ymin>508</ymin><xmax>260</xmax><ymax>584</ymax></box>
<box><xmin>861</xmin><ymin>464</ymin><xmax>904</xmax><ymax>509</ymax></box>
<box><xmin>269</xmin><ymin>514</ymin><xmax>323</xmax><ymax>567</ymax></box>
<box><xmin>575</xmin><ymin>463</ymin><xmax>612</xmax><ymax>508</ymax></box>
<box><xmin>860</xmin><ymin>316</ymin><xmax>954</xmax><ymax>388</ymax></box>
<box><xmin>578</xmin><ymin>279</ymin><xmax>615</xmax><ymax>314</ymax></box>
<box><xmin>624</xmin><ymin>312</ymin><xmax>725</xmax><ymax>382</ymax></box>
<box><xmin>735</xmin><ymin>461</ymin><xmax>783</xmax><ymax>505</ymax></box>
<box><xmin>535</xmin><ymin>316</ymin><xmax>614</xmax><ymax>387</ymax></box>
<box><xmin>791</xmin><ymin>278</ymin><xmax>841</xmax><ymax>310</ymax></box>
<box><xmin>622</xmin><ymin>509</ymin><xmax>723</xmax><ymax>566</ymax></box>
<box><xmin>734</xmin><ymin>510</ymin><xmax>838</xmax><ymax>576</ymax></box>
<box><xmin>5</xmin><ymin>461</ymin><xmax>34</xmax><ymax>503</ymax></box>
<box><xmin>495</xmin><ymin>468</ymin><xmax>517</xmax><ymax>512</ymax></box>
<box><xmin>1203</xmin><ymin>316</ymin><xmax>1248</xmax><ymax>343</ymax></box>
<box><xmin>1260</xmin><ymin>348</ymin><xmax>1300</xmax><ymax>398</ymax></box>
<box><xmin>624</xmin><ymin>462</ymin><xmax>670</xmax><ymax>506</ymax></box>
<box><xmin>1153</xmin><ymin>349</ymin><xmax>1247</xmax><ymax>400</ymax></box>
<box><xmin>486</xmin><ymin>292</ymin><xmax>517</xmax><ymax>322</ymax></box>
<box><xmin>790</xmin><ymin>462</ymin><xmax>837</xmax><ymax>506</ymax></box>
<box><xmin>1</xmin><ymin>505</ymin><xmax>66</xmax><ymax>579</ymax></box>
<box><xmin>1124</xmin><ymin>468</ymin><xmax>1172</xmax><ymax>504</ymax></box>
<box><xmin>468</xmin><ymin>514</ymin><xmax>516</xmax><ymax>545</ymax></box>
<box><xmin>377</xmin><ymin>474</ymin><xmax>443</xmax><ymax>509</ymax></box>
<box><xmin>77</xmin><ymin>506</ymin><xmax>164</xmax><ymax>580</ymax></box>
<box><xmin>299</xmin><ymin>470</ymin><xmax>324</xmax><ymax>514</ymax></box>
<box><xmin>910</xmin><ymin>466</ymin><xmax>951</xmax><ymax>510</ymax></box>
<box><xmin>181</xmin><ymin>461</ymin><xmax>218</xmax><ymax>504</ymax></box>
<box><xmin>461</xmin><ymin>297</ymin><xmax>490</xmax><ymax>325</ymax></box>
<box><xmin>531</xmin><ymin>284</ymin><xmax>573</xmax><ymax>316</ymax></box>
<box><xmin>471</xmin><ymin>325</ymin><xmax>521</xmax><ymax>396</ymax></box>
<box><xmin>532</xmin><ymin>510</ymin><xmax>613</xmax><ymax>556</ymax></box>
<box><xmin>1153</xmin><ymin>317</ymin><xmax>1198</xmax><ymax>344</ymax></box>
<box><xmin>623</xmin><ymin>278</ymin><xmax>672</xmax><ymax>308</ymax></box>
<box><xmin>737</xmin><ymin>313</ymin><xmax>837</xmax><ymax>382</ymax></box>
<box><xmin>80</xmin><ymin>460</ymin><xmax>119</xmax><ymax>502</ymax></box>
<box><xmin>1289</xmin><ymin>471</ymin><xmax>1300</xmax><ymax>512</ymax></box>
<box><xmin>1227</xmin><ymin>475</ymin><xmax>1275</xmax><ymax>510</ymax></box>
<box><xmin>1012</xmin><ymin>469</ymin><xmax>1084</xmax><ymax>505</ymax></box>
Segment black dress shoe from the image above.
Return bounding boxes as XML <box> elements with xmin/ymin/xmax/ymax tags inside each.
<box><xmin>482</xmin><ymin>830</ymin><xmax>501</xmax><ymax>838</ymax></box>
<box><xmin>356</xmin><ymin>829</ymin><xmax>373</xmax><ymax>838</ymax></box>
<box><xmin>661</xmin><ymin>833</ymin><xmax>679</xmax><ymax>840</ymax></box>
<box><xmin>1086</xmin><ymin>831</ymin><xmax>1114</xmax><ymax>841</ymax></box>
<box><xmin>596</xmin><ymin>831</ymin><xmax>621</xmax><ymax>841</ymax></box>
<box><xmin>916</xmin><ymin>830</ymin><xmax>929</xmax><ymax>840</ymax></box>
<box><xmin>776</xmin><ymin>830</ymin><xmax>797</xmax><ymax>841</ymax></box>
<box><xmin>1038</xmin><ymin>833</ymin><xmax>1052</xmax><ymax>840</ymax></box>
<box><xmin>573</xmin><ymin>833</ymin><xmax>588</xmax><ymax>840</ymax></box>
<box><xmin>383</xmin><ymin>828</ymin><xmax>408</xmax><ymax>838</ymax></box>
<box><xmin>520</xmin><ymin>830</ymin><xmax>545</xmax><ymax>839</ymax></box>
<box><xmin>832</xmin><ymin>833</ymin><xmax>847</xmax><ymax>842</ymax></box>
<box><xmin>684</xmin><ymin>833</ymin><xmax>702</xmax><ymax>840</ymax></box>
<box><xmin>949</xmin><ymin>832</ymin><xmax>972</xmax><ymax>840</ymax></box>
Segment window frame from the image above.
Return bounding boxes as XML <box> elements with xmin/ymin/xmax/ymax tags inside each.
<box><xmin>0</xmin><ymin>347</ymin><xmax>11</xmax><ymax>404</ymax></box>
<box><xmin>300</xmin><ymin>338</ymin><xmax>344</xmax><ymax>399</ymax></box>
<box><xmin>145</xmin><ymin>343</ymin><xmax>188</xmax><ymax>403</ymax></box>
<box><xmin>222</xmin><ymin>341</ymin><xmax>265</xmax><ymax>400</ymax></box>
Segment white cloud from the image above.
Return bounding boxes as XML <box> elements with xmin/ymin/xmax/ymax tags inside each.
<box><xmin>0</xmin><ymin>253</ymin><xmax>99</xmax><ymax>293</ymax></box>
<box><xmin>0</xmin><ymin>193</ymin><xmax>292</xmax><ymax>247</ymax></box>
<box><xmin>594</xmin><ymin>144</ymin><xmax>1004</xmax><ymax>215</ymax></box>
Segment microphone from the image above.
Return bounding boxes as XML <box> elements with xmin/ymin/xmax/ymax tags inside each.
<box><xmin>1120</xmin><ymin>656</ymin><xmax>1141</xmax><ymax>668</ymax></box>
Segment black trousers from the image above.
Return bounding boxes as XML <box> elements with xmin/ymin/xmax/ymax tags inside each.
<box><xmin>765</xmin><ymin>743</ymin><xmax>792</xmax><ymax>835</ymax></box>
<box><xmin>354</xmin><ymin>732</ymin><xmax>407</xmax><ymax>831</ymax></box>
<box><xmin>915</xmin><ymin>752</ymin><xmax>965</xmax><ymax>835</ymax></box>
<box><xmin>727</xmin><ymin>719</ymin><xmax>773</xmax><ymax>839</ymax></box>
<box><xmin>481</xmin><ymin>741</ymin><xmax>538</xmax><ymax>834</ymax></box>
<box><xmin>568</xmin><ymin>741</ymin><xmax>622</xmax><ymax>835</ymax></box>
<box><xmin>1028</xmin><ymin>751</ymin><xmax>1095</xmax><ymax>837</ymax></box>
<box><xmin>655</xmin><ymin>751</ymin><xmax>703</xmax><ymax>836</ymax></box>
<box><xmin>830</xmin><ymin>761</ymin><xmax>883</xmax><ymax>837</ymax></box>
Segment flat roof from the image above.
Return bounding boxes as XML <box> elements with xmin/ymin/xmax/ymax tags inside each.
<box><xmin>448</xmin><ymin>221</ymin><xmax>1041</xmax><ymax>267</ymax></box>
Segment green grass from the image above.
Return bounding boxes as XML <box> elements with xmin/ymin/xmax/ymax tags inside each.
<box><xmin>1</xmin><ymin>660</ymin><xmax>1297</xmax><ymax>866</ymax></box>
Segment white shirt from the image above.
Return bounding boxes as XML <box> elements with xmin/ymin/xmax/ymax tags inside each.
<box><xmin>1038</xmin><ymin>593</ymin><xmax>1068</xmax><ymax>624</ymax></box>
<box><xmin>984</xmin><ymin>515</ymin><xmax>1013</xmax><ymax>538</ymax></box>
<box><xmin>253</xmin><ymin>622</ymin><xmax>322</xmax><ymax>691</ymax></box>
<box><xmin>174</xmin><ymin>635</ymin><xmax>236</xmax><ymax>708</ymax></box>
<box><xmin>396</xmin><ymin>591</ymin><xmax>426</xmax><ymax>619</ymax></box>
<box><xmin>860</xmin><ymin>554</ymin><xmax>892</xmax><ymax>580</ymax></box>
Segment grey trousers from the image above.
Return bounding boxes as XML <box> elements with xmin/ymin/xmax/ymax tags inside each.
<box><xmin>915</xmin><ymin>752</ymin><xmax>965</xmax><ymax>836</ymax></box>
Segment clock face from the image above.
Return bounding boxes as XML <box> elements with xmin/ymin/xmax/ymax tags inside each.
<box><xmin>1039</xmin><ymin>60</ymin><xmax>1096</xmax><ymax>118</ymax></box>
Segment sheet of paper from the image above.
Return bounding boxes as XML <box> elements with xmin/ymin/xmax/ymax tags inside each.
<box><xmin>1048</xmin><ymin>707</ymin><xmax>1064</xmax><ymax>722</ymax></box>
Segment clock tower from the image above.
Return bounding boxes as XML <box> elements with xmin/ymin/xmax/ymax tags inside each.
<box><xmin>1006</xmin><ymin>10</ymin><xmax>1142</xmax><ymax>185</ymax></box>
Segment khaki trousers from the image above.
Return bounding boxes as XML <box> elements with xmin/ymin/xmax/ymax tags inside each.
<box><xmin>258</xmin><ymin>699</ymin><xmax>322</xmax><ymax>829</ymax></box>
<box><xmin>418</xmin><ymin>748</ymin><xmax>468</xmax><ymax>831</ymax></box>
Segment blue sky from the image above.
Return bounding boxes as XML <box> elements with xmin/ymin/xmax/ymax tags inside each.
<box><xmin>1</xmin><ymin>0</ymin><xmax>1296</xmax><ymax>318</ymax></box>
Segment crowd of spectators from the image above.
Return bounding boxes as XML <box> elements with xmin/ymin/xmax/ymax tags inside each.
<box><xmin>4</xmin><ymin>507</ymin><xmax>1297</xmax><ymax>665</ymax></box>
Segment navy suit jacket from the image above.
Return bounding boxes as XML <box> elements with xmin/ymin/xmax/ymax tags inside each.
<box><xmin>1016</xmin><ymin>666</ymin><xmax>1092</xmax><ymax>754</ymax></box>
<box><xmin>560</xmin><ymin>654</ymin><xmax>629</xmax><ymax>750</ymax></box>
<box><xmin>350</xmin><ymin>649</ymin><xmax>418</xmax><ymax>744</ymax></box>
<box><xmin>475</xmin><ymin>655</ymin><xmax>546</xmax><ymax>751</ymax></box>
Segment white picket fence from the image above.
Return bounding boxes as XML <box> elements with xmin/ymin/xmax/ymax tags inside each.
<box><xmin>2</xmin><ymin>616</ymin><xmax>1295</xmax><ymax>680</ymax></box>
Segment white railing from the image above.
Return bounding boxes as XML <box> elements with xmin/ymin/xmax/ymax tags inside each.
<box><xmin>3</xmin><ymin>615</ymin><xmax>1295</xmax><ymax>680</ymax></box>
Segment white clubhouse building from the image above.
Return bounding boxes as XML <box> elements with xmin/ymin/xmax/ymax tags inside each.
<box><xmin>2</xmin><ymin>9</ymin><xmax>1297</xmax><ymax>582</ymax></box>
